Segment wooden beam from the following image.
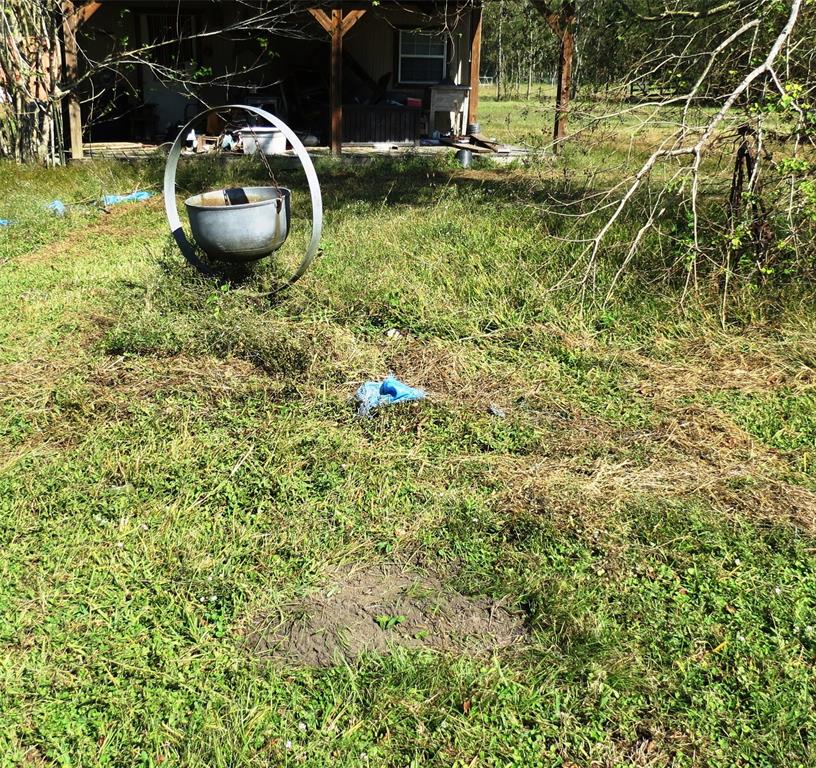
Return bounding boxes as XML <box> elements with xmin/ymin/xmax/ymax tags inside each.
<box><xmin>307</xmin><ymin>7</ymin><xmax>333</xmax><ymax>34</ymax></box>
<box><xmin>340</xmin><ymin>9</ymin><xmax>366</xmax><ymax>35</ymax></box>
<box><xmin>76</xmin><ymin>1</ymin><xmax>102</xmax><ymax>25</ymax></box>
<box><xmin>62</xmin><ymin>1</ymin><xmax>83</xmax><ymax>161</ymax></box>
<box><xmin>309</xmin><ymin>7</ymin><xmax>367</xmax><ymax>154</ymax></box>
<box><xmin>330</xmin><ymin>9</ymin><xmax>342</xmax><ymax>155</ymax></box>
<box><xmin>467</xmin><ymin>4</ymin><xmax>482</xmax><ymax>129</ymax></box>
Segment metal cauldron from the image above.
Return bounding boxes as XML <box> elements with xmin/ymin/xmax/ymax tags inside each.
<box><xmin>184</xmin><ymin>186</ymin><xmax>291</xmax><ymax>261</ymax></box>
<box><xmin>164</xmin><ymin>105</ymin><xmax>322</xmax><ymax>286</ymax></box>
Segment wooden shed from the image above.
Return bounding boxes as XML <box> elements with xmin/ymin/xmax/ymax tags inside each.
<box><xmin>63</xmin><ymin>0</ymin><xmax>483</xmax><ymax>157</ymax></box>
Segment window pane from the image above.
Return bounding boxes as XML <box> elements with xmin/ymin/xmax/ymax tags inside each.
<box><xmin>402</xmin><ymin>31</ymin><xmax>445</xmax><ymax>58</ymax></box>
<box><xmin>401</xmin><ymin>56</ymin><xmax>444</xmax><ymax>83</ymax></box>
<box><xmin>427</xmin><ymin>39</ymin><xmax>445</xmax><ymax>56</ymax></box>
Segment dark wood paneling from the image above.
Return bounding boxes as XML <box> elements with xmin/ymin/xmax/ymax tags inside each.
<box><xmin>342</xmin><ymin>104</ymin><xmax>420</xmax><ymax>143</ymax></box>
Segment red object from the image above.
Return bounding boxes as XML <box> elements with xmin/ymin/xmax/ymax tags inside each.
<box><xmin>405</xmin><ymin>97</ymin><xmax>422</xmax><ymax>109</ymax></box>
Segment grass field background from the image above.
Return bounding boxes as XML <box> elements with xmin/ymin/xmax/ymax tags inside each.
<box><xmin>1</xmin><ymin>97</ymin><xmax>815</xmax><ymax>767</ymax></box>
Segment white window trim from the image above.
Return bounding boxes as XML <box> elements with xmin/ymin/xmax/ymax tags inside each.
<box><xmin>398</xmin><ymin>29</ymin><xmax>448</xmax><ymax>85</ymax></box>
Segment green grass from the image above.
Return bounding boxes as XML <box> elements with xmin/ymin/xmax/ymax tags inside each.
<box><xmin>478</xmin><ymin>86</ymin><xmax>557</xmax><ymax>146</ymax></box>
<box><xmin>1</xmin><ymin>125</ymin><xmax>816</xmax><ymax>767</ymax></box>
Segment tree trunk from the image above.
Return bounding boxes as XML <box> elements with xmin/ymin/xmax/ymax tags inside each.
<box><xmin>531</xmin><ymin>1</ymin><xmax>575</xmax><ymax>149</ymax></box>
<box><xmin>0</xmin><ymin>1</ymin><xmax>62</xmax><ymax>163</ymax></box>
<box><xmin>553</xmin><ymin>3</ymin><xmax>575</xmax><ymax>146</ymax></box>
<box><xmin>496</xmin><ymin>0</ymin><xmax>504</xmax><ymax>100</ymax></box>
<box><xmin>526</xmin><ymin>24</ymin><xmax>534</xmax><ymax>100</ymax></box>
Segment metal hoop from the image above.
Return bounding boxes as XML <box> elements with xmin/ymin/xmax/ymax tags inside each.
<box><xmin>163</xmin><ymin>105</ymin><xmax>323</xmax><ymax>286</ymax></box>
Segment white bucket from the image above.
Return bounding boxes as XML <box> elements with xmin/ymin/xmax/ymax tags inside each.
<box><xmin>241</xmin><ymin>126</ymin><xmax>286</xmax><ymax>155</ymax></box>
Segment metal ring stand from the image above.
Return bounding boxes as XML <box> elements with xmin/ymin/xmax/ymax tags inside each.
<box><xmin>163</xmin><ymin>105</ymin><xmax>323</xmax><ymax>287</ymax></box>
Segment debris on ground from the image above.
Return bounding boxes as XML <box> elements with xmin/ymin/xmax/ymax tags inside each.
<box><xmin>47</xmin><ymin>200</ymin><xmax>67</xmax><ymax>216</ymax></box>
<box><xmin>102</xmin><ymin>191</ymin><xmax>154</xmax><ymax>206</ymax></box>
<box><xmin>488</xmin><ymin>403</ymin><xmax>507</xmax><ymax>418</ymax></box>
<box><xmin>440</xmin><ymin>132</ymin><xmax>528</xmax><ymax>159</ymax></box>
<box><xmin>355</xmin><ymin>375</ymin><xmax>425</xmax><ymax>417</ymax></box>
<box><xmin>244</xmin><ymin>564</ymin><xmax>525</xmax><ymax>667</ymax></box>
<box><xmin>0</xmin><ymin>219</ymin><xmax>10</xmax><ymax>227</ymax></box>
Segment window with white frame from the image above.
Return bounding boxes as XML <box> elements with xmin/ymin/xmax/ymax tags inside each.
<box><xmin>398</xmin><ymin>29</ymin><xmax>447</xmax><ymax>85</ymax></box>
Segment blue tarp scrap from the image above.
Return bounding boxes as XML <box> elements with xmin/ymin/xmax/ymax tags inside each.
<box><xmin>3</xmin><ymin>191</ymin><xmax>153</xmax><ymax>226</ymax></box>
<box><xmin>355</xmin><ymin>376</ymin><xmax>426</xmax><ymax>417</ymax></box>
<box><xmin>103</xmin><ymin>191</ymin><xmax>154</xmax><ymax>206</ymax></box>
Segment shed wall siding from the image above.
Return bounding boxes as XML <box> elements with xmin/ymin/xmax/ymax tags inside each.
<box><xmin>344</xmin><ymin>8</ymin><xmax>472</xmax><ymax>89</ymax></box>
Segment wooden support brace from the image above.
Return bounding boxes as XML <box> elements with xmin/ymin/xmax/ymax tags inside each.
<box><xmin>530</xmin><ymin>1</ymin><xmax>562</xmax><ymax>35</ymax></box>
<box><xmin>307</xmin><ymin>7</ymin><xmax>333</xmax><ymax>33</ymax></box>
<box><xmin>76</xmin><ymin>1</ymin><xmax>101</xmax><ymax>25</ymax></box>
<box><xmin>309</xmin><ymin>7</ymin><xmax>368</xmax><ymax>155</ymax></box>
<box><xmin>308</xmin><ymin>8</ymin><xmax>366</xmax><ymax>36</ymax></box>
<box><xmin>340</xmin><ymin>9</ymin><xmax>366</xmax><ymax>35</ymax></box>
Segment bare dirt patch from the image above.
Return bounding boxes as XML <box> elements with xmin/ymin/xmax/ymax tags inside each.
<box><xmin>244</xmin><ymin>564</ymin><xmax>526</xmax><ymax>667</ymax></box>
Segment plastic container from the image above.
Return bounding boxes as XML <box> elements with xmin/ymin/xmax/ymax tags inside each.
<box><xmin>241</xmin><ymin>126</ymin><xmax>286</xmax><ymax>155</ymax></box>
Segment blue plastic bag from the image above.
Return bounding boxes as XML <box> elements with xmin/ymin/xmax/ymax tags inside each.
<box><xmin>47</xmin><ymin>200</ymin><xmax>67</xmax><ymax>216</ymax></box>
<box><xmin>0</xmin><ymin>219</ymin><xmax>10</xmax><ymax>227</ymax></box>
<box><xmin>102</xmin><ymin>191</ymin><xmax>154</xmax><ymax>206</ymax></box>
<box><xmin>355</xmin><ymin>376</ymin><xmax>426</xmax><ymax>417</ymax></box>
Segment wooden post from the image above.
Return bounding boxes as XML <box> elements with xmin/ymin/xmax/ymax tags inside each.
<box><xmin>467</xmin><ymin>3</ymin><xmax>482</xmax><ymax>129</ymax></box>
<box><xmin>61</xmin><ymin>2</ymin><xmax>101</xmax><ymax>161</ymax></box>
<box><xmin>308</xmin><ymin>8</ymin><xmax>365</xmax><ymax>155</ymax></box>
<box><xmin>62</xmin><ymin>1</ymin><xmax>83</xmax><ymax>160</ymax></box>
<box><xmin>330</xmin><ymin>9</ymin><xmax>343</xmax><ymax>155</ymax></box>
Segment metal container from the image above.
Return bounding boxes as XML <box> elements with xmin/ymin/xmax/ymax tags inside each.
<box><xmin>184</xmin><ymin>186</ymin><xmax>291</xmax><ymax>261</ymax></box>
<box><xmin>455</xmin><ymin>148</ymin><xmax>473</xmax><ymax>168</ymax></box>
<box><xmin>165</xmin><ymin>105</ymin><xmax>323</xmax><ymax>286</ymax></box>
<box><xmin>466</xmin><ymin>122</ymin><xmax>480</xmax><ymax>135</ymax></box>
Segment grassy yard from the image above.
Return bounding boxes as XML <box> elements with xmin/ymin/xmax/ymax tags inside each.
<box><xmin>1</xmin><ymin>121</ymin><xmax>815</xmax><ymax>766</ymax></box>
<box><xmin>478</xmin><ymin>87</ymin><xmax>557</xmax><ymax>146</ymax></box>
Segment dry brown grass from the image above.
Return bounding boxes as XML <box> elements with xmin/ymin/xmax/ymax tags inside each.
<box><xmin>630</xmin><ymin>338</ymin><xmax>816</xmax><ymax>401</ymax></box>
<box><xmin>18</xmin><ymin>196</ymin><xmax>164</xmax><ymax>265</ymax></box>
<box><xmin>0</xmin><ymin>352</ymin><xmax>282</xmax><ymax>471</ymax></box>
<box><xmin>495</xmin><ymin>400</ymin><xmax>816</xmax><ymax>533</ymax></box>
<box><xmin>381</xmin><ymin>336</ymin><xmax>528</xmax><ymax>411</ymax></box>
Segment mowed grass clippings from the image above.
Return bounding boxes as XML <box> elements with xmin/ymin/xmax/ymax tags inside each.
<box><xmin>1</xmin><ymin>114</ymin><xmax>816</xmax><ymax>767</ymax></box>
